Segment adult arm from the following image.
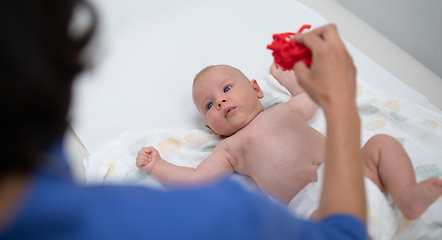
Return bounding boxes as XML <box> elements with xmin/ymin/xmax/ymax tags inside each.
<box><xmin>292</xmin><ymin>24</ymin><xmax>366</xmax><ymax>222</ymax></box>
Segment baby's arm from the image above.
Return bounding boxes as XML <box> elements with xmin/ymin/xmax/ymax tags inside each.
<box><xmin>286</xmin><ymin>92</ymin><xmax>318</xmax><ymax>121</ymax></box>
<box><xmin>270</xmin><ymin>62</ymin><xmax>305</xmax><ymax>96</ymax></box>
<box><xmin>270</xmin><ymin>63</ymin><xmax>318</xmax><ymax>121</ymax></box>
<box><xmin>136</xmin><ymin>145</ymin><xmax>234</xmax><ymax>188</ymax></box>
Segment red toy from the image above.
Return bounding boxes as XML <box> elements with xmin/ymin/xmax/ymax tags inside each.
<box><xmin>267</xmin><ymin>25</ymin><xmax>312</xmax><ymax>71</ymax></box>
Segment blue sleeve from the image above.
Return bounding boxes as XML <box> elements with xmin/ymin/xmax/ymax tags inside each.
<box><xmin>2</xmin><ymin>171</ymin><xmax>367</xmax><ymax>240</ymax></box>
<box><xmin>88</xmin><ymin>182</ymin><xmax>367</xmax><ymax>240</ymax></box>
<box><xmin>1</xmin><ymin>139</ymin><xmax>367</xmax><ymax>240</ymax></box>
<box><xmin>316</xmin><ymin>215</ymin><xmax>367</xmax><ymax>240</ymax></box>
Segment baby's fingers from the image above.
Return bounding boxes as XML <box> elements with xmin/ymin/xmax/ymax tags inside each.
<box><xmin>136</xmin><ymin>158</ymin><xmax>148</xmax><ymax>168</ymax></box>
<box><xmin>138</xmin><ymin>147</ymin><xmax>149</xmax><ymax>155</ymax></box>
<box><xmin>136</xmin><ymin>150</ymin><xmax>153</xmax><ymax>164</ymax></box>
<box><xmin>144</xmin><ymin>146</ymin><xmax>152</xmax><ymax>152</ymax></box>
<box><xmin>145</xmin><ymin>146</ymin><xmax>159</xmax><ymax>154</ymax></box>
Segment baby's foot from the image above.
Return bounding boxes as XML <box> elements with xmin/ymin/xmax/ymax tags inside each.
<box><xmin>398</xmin><ymin>177</ymin><xmax>442</xmax><ymax>220</ymax></box>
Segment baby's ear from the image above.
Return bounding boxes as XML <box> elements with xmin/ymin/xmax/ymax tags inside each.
<box><xmin>205</xmin><ymin>124</ymin><xmax>223</xmax><ymax>138</ymax></box>
<box><xmin>251</xmin><ymin>79</ymin><xmax>264</xmax><ymax>99</ymax></box>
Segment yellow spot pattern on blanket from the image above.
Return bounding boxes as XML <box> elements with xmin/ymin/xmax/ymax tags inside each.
<box><xmin>158</xmin><ymin>138</ymin><xmax>181</xmax><ymax>152</ymax></box>
<box><xmin>367</xmin><ymin>205</ymin><xmax>380</xmax><ymax>225</ymax></box>
<box><xmin>384</xmin><ymin>100</ymin><xmax>401</xmax><ymax>112</ymax></box>
<box><xmin>422</xmin><ymin>120</ymin><xmax>438</xmax><ymax>129</ymax></box>
<box><xmin>185</xmin><ymin>134</ymin><xmax>210</xmax><ymax>143</ymax></box>
<box><xmin>104</xmin><ymin>163</ymin><xmax>115</xmax><ymax>179</ymax></box>
<box><xmin>357</xmin><ymin>85</ymin><xmax>363</xmax><ymax>97</ymax></box>
<box><xmin>369</xmin><ymin>98</ymin><xmax>378</xmax><ymax>103</ymax></box>
<box><xmin>367</xmin><ymin>205</ymin><xmax>381</xmax><ymax>239</ymax></box>
<box><xmin>395</xmin><ymin>216</ymin><xmax>411</xmax><ymax>235</ymax></box>
<box><xmin>364</xmin><ymin>120</ymin><xmax>387</xmax><ymax>131</ymax></box>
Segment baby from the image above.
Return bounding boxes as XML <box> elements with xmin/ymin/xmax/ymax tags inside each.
<box><xmin>137</xmin><ymin>63</ymin><xmax>442</xmax><ymax>220</ymax></box>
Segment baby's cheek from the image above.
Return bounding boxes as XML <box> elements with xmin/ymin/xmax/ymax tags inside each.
<box><xmin>206</xmin><ymin>115</ymin><xmax>217</xmax><ymax>127</ymax></box>
<box><xmin>208</xmin><ymin>120</ymin><xmax>225</xmax><ymax>135</ymax></box>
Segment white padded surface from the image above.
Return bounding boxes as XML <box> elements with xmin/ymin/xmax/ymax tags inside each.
<box><xmin>70</xmin><ymin>0</ymin><xmax>441</xmax><ymax>155</ymax></box>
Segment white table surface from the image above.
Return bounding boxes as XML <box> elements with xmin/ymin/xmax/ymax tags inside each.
<box><xmin>65</xmin><ymin>0</ymin><xmax>442</xmax><ymax>184</ymax></box>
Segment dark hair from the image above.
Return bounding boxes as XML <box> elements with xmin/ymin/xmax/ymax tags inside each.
<box><xmin>0</xmin><ymin>0</ymin><xmax>96</xmax><ymax>179</ymax></box>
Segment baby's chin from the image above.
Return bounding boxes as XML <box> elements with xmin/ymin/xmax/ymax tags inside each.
<box><xmin>215</xmin><ymin>124</ymin><xmax>248</xmax><ymax>138</ymax></box>
<box><xmin>219</xmin><ymin>130</ymin><xmax>240</xmax><ymax>138</ymax></box>
<box><xmin>210</xmin><ymin>111</ymin><xmax>259</xmax><ymax>137</ymax></box>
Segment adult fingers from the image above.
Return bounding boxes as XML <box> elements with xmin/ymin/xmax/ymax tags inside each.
<box><xmin>291</xmin><ymin>29</ymin><xmax>324</xmax><ymax>51</ymax></box>
<box><xmin>312</xmin><ymin>24</ymin><xmax>347</xmax><ymax>55</ymax></box>
<box><xmin>293</xmin><ymin>61</ymin><xmax>322</xmax><ymax>104</ymax></box>
<box><xmin>292</xmin><ymin>24</ymin><xmax>343</xmax><ymax>52</ymax></box>
<box><xmin>311</xmin><ymin>24</ymin><xmax>341</xmax><ymax>43</ymax></box>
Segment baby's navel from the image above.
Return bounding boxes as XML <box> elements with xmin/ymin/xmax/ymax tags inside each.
<box><xmin>313</xmin><ymin>162</ymin><xmax>322</xmax><ymax>168</ymax></box>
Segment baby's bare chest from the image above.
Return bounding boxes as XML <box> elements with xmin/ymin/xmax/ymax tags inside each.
<box><xmin>227</xmin><ymin>107</ymin><xmax>326</xmax><ymax>174</ymax></box>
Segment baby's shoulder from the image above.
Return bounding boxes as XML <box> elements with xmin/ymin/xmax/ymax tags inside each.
<box><xmin>214</xmin><ymin>136</ymin><xmax>245</xmax><ymax>166</ymax></box>
<box><xmin>218</xmin><ymin>133</ymin><xmax>244</xmax><ymax>149</ymax></box>
<box><xmin>261</xmin><ymin>102</ymin><xmax>300</xmax><ymax>118</ymax></box>
<box><xmin>266</xmin><ymin>101</ymin><xmax>295</xmax><ymax>111</ymax></box>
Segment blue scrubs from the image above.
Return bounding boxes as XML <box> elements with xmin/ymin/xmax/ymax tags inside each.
<box><xmin>0</xmin><ymin>139</ymin><xmax>367</xmax><ymax>240</ymax></box>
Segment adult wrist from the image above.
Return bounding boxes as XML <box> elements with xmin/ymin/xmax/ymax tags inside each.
<box><xmin>322</xmin><ymin>99</ymin><xmax>358</xmax><ymax>117</ymax></box>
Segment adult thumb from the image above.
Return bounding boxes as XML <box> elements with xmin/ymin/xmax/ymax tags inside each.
<box><xmin>293</xmin><ymin>61</ymin><xmax>310</xmax><ymax>88</ymax></box>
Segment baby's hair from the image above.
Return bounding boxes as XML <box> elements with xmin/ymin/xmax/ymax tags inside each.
<box><xmin>193</xmin><ymin>65</ymin><xmax>217</xmax><ymax>86</ymax></box>
<box><xmin>193</xmin><ymin>65</ymin><xmax>250</xmax><ymax>86</ymax></box>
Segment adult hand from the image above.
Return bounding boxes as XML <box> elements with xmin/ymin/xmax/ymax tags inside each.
<box><xmin>292</xmin><ymin>24</ymin><xmax>366</xmax><ymax>223</ymax></box>
<box><xmin>291</xmin><ymin>24</ymin><xmax>357</xmax><ymax>112</ymax></box>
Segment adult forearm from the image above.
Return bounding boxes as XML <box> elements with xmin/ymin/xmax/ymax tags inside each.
<box><xmin>290</xmin><ymin>23</ymin><xmax>367</xmax><ymax>223</ymax></box>
<box><xmin>318</xmin><ymin>103</ymin><xmax>366</xmax><ymax>222</ymax></box>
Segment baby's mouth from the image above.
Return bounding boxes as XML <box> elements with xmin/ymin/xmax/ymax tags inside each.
<box><xmin>224</xmin><ymin>107</ymin><xmax>236</xmax><ymax>118</ymax></box>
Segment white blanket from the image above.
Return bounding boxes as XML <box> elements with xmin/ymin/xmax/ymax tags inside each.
<box><xmin>84</xmin><ymin>74</ymin><xmax>442</xmax><ymax>240</ymax></box>
<box><xmin>71</xmin><ymin>0</ymin><xmax>441</xmax><ymax>156</ymax></box>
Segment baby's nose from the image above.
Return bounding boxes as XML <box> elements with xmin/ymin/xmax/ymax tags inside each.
<box><xmin>216</xmin><ymin>98</ymin><xmax>227</xmax><ymax>109</ymax></box>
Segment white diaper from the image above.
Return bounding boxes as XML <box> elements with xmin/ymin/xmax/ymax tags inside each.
<box><xmin>287</xmin><ymin>164</ymin><xmax>398</xmax><ymax>240</ymax></box>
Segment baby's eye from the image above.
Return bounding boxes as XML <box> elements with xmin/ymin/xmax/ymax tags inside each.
<box><xmin>224</xmin><ymin>86</ymin><xmax>231</xmax><ymax>92</ymax></box>
<box><xmin>207</xmin><ymin>102</ymin><xmax>213</xmax><ymax>110</ymax></box>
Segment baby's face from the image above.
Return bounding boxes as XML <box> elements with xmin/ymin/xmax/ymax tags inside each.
<box><xmin>192</xmin><ymin>65</ymin><xmax>264</xmax><ymax>136</ymax></box>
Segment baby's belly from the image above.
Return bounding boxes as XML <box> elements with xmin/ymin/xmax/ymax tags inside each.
<box><xmin>239</xmin><ymin>124</ymin><xmax>326</xmax><ymax>203</ymax></box>
<box><xmin>232</xmin><ymin>106</ymin><xmax>327</xmax><ymax>204</ymax></box>
<box><xmin>249</xmin><ymin>160</ymin><xmax>322</xmax><ymax>204</ymax></box>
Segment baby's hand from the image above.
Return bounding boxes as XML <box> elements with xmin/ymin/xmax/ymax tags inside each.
<box><xmin>136</xmin><ymin>146</ymin><xmax>162</xmax><ymax>173</ymax></box>
<box><xmin>270</xmin><ymin>62</ymin><xmax>304</xmax><ymax>96</ymax></box>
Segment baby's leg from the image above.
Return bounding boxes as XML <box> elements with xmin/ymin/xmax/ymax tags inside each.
<box><xmin>362</xmin><ymin>134</ymin><xmax>442</xmax><ymax>220</ymax></box>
